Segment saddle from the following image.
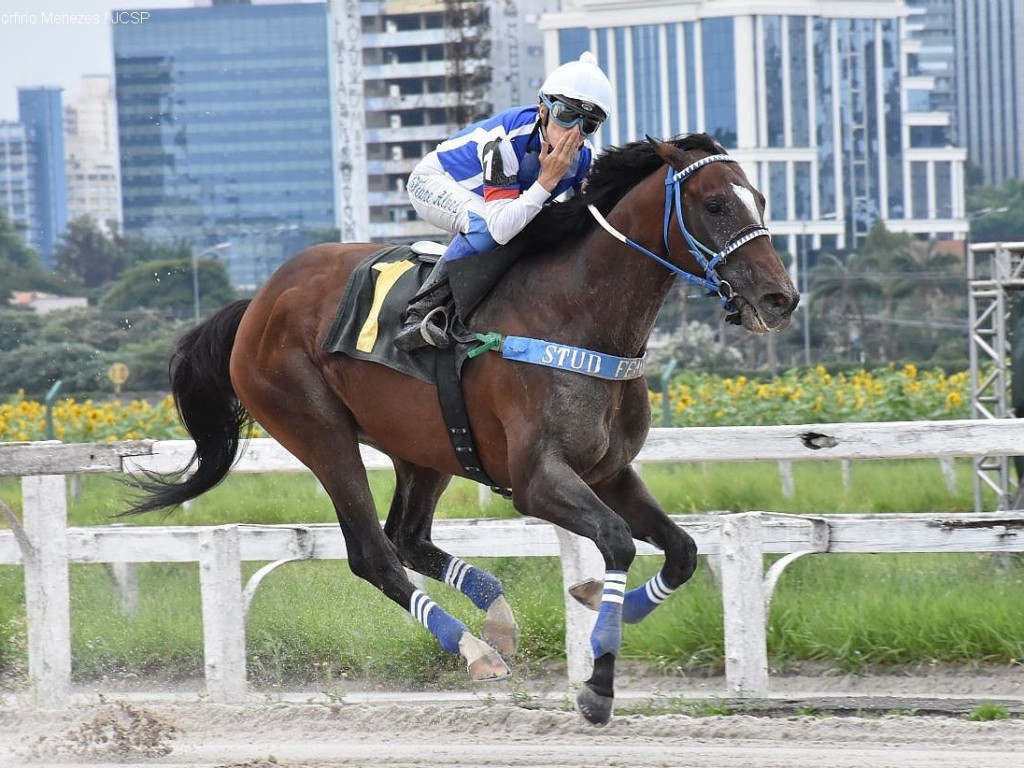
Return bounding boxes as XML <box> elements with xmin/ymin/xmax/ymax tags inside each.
<box><xmin>323</xmin><ymin>244</ymin><xmax>510</xmax><ymax>496</ymax></box>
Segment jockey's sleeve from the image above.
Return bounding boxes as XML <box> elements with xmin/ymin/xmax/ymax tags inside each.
<box><xmin>479</xmin><ymin>137</ymin><xmax>549</xmax><ymax>245</ymax></box>
<box><xmin>484</xmin><ymin>184</ymin><xmax>549</xmax><ymax>245</ymax></box>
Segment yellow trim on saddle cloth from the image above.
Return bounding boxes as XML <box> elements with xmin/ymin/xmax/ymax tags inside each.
<box><xmin>356</xmin><ymin>259</ymin><xmax>416</xmax><ymax>352</ymax></box>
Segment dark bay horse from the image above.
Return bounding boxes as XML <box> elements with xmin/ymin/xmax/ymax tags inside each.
<box><xmin>128</xmin><ymin>134</ymin><xmax>797</xmax><ymax>724</ymax></box>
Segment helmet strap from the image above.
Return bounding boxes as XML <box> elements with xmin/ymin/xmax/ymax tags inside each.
<box><xmin>537</xmin><ymin>104</ymin><xmax>551</xmax><ymax>147</ymax></box>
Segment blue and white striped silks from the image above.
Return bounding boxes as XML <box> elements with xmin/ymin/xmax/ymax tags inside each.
<box><xmin>435</xmin><ymin>106</ymin><xmax>589</xmax><ymax>198</ymax></box>
<box><xmin>442</xmin><ymin>556</ymin><xmax>504</xmax><ymax>611</ymax></box>
<box><xmin>410</xmin><ymin>589</ymin><xmax>466</xmax><ymax>654</ymax></box>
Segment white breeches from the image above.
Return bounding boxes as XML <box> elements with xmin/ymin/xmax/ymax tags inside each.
<box><xmin>407</xmin><ymin>152</ymin><xmax>486</xmax><ymax>237</ymax></box>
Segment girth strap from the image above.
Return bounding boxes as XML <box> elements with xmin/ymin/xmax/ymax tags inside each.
<box><xmin>434</xmin><ymin>343</ymin><xmax>512</xmax><ymax>498</ymax></box>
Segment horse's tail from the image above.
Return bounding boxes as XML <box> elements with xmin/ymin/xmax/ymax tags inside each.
<box><xmin>125</xmin><ymin>299</ymin><xmax>253</xmax><ymax>515</ymax></box>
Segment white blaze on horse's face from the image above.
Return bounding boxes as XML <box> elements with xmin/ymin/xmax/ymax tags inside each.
<box><xmin>730</xmin><ymin>183</ymin><xmax>764</xmax><ymax>225</ymax></box>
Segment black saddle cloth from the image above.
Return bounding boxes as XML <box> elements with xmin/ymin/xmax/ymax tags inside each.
<box><xmin>323</xmin><ymin>241</ymin><xmax>523</xmax><ymax>382</ymax></box>
<box><xmin>322</xmin><ymin>245</ymin><xmax>438</xmax><ymax>382</ymax></box>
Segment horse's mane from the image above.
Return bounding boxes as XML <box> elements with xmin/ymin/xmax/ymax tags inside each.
<box><xmin>501</xmin><ymin>133</ymin><xmax>725</xmax><ymax>259</ymax></box>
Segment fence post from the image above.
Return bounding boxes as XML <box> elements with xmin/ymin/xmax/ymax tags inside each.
<box><xmin>719</xmin><ymin>512</ymin><xmax>769</xmax><ymax>697</ymax></box>
<box><xmin>22</xmin><ymin>474</ymin><xmax>71</xmax><ymax>708</ymax></box>
<box><xmin>778</xmin><ymin>461</ymin><xmax>795</xmax><ymax>498</ymax></box>
<box><xmin>554</xmin><ymin>527</ymin><xmax>602</xmax><ymax>688</ymax></box>
<box><xmin>939</xmin><ymin>457</ymin><xmax>957</xmax><ymax>492</ymax></box>
<box><xmin>199</xmin><ymin>526</ymin><xmax>247</xmax><ymax>702</ymax></box>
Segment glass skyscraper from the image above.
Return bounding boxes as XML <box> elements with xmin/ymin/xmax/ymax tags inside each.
<box><xmin>0</xmin><ymin>122</ymin><xmax>33</xmax><ymax>249</ymax></box>
<box><xmin>113</xmin><ymin>2</ymin><xmax>336</xmax><ymax>286</ymax></box>
<box><xmin>17</xmin><ymin>87</ymin><xmax>68</xmax><ymax>266</ymax></box>
<box><xmin>543</xmin><ymin>0</ymin><xmax>967</xmax><ymax>255</ymax></box>
<box><xmin>954</xmin><ymin>0</ymin><xmax>1024</xmax><ymax>185</ymax></box>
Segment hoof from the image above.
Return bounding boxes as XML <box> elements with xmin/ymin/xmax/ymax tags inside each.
<box><xmin>467</xmin><ymin>650</ymin><xmax>511</xmax><ymax>681</ymax></box>
<box><xmin>459</xmin><ymin>632</ymin><xmax>511</xmax><ymax>682</ymax></box>
<box><xmin>567</xmin><ymin>578</ymin><xmax>603</xmax><ymax>611</ymax></box>
<box><xmin>482</xmin><ymin>595</ymin><xmax>519</xmax><ymax>658</ymax></box>
<box><xmin>576</xmin><ymin>683</ymin><xmax>614</xmax><ymax>725</ymax></box>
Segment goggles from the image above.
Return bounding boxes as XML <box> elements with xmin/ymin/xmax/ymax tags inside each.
<box><xmin>541</xmin><ymin>95</ymin><xmax>605</xmax><ymax>136</ymax></box>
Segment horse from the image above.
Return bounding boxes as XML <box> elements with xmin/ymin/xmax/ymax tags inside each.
<box><xmin>127</xmin><ymin>133</ymin><xmax>798</xmax><ymax>724</ymax></box>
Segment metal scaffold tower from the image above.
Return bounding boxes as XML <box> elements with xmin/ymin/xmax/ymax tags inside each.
<box><xmin>967</xmin><ymin>241</ymin><xmax>1024</xmax><ymax>511</ymax></box>
<box><xmin>444</xmin><ymin>0</ymin><xmax>493</xmax><ymax>131</ymax></box>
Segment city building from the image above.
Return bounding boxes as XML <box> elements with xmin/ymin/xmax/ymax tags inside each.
<box><xmin>0</xmin><ymin>121</ymin><xmax>32</xmax><ymax>243</ymax></box>
<box><xmin>113</xmin><ymin>1</ymin><xmax>336</xmax><ymax>287</ymax></box>
<box><xmin>17</xmin><ymin>86</ymin><xmax>68</xmax><ymax>265</ymax></box>
<box><xmin>905</xmin><ymin>0</ymin><xmax>956</xmax><ymax>131</ymax></box>
<box><xmin>64</xmin><ymin>75</ymin><xmax>121</xmax><ymax>234</ymax></box>
<box><xmin>354</xmin><ymin>0</ymin><xmax>552</xmax><ymax>243</ymax></box>
<box><xmin>540</xmin><ymin>0</ymin><xmax>968</xmax><ymax>267</ymax></box>
<box><xmin>954</xmin><ymin>0</ymin><xmax>1024</xmax><ymax>185</ymax></box>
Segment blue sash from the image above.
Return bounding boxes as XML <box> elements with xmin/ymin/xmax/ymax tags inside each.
<box><xmin>498</xmin><ymin>335</ymin><xmax>646</xmax><ymax>380</ymax></box>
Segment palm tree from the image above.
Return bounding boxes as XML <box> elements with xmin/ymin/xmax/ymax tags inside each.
<box><xmin>852</xmin><ymin>223</ymin><xmax>920</xmax><ymax>360</ymax></box>
<box><xmin>808</xmin><ymin>251</ymin><xmax>874</xmax><ymax>362</ymax></box>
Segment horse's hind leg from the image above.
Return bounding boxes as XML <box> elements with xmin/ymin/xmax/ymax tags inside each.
<box><xmin>238</xmin><ymin>379</ymin><xmax>508</xmax><ymax>681</ymax></box>
<box><xmin>590</xmin><ymin>466</ymin><xmax>698</xmax><ymax>624</ymax></box>
<box><xmin>384</xmin><ymin>460</ymin><xmax>519</xmax><ymax>657</ymax></box>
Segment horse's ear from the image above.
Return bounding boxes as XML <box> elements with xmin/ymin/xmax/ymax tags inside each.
<box><xmin>647</xmin><ymin>135</ymin><xmax>682</xmax><ymax>166</ymax></box>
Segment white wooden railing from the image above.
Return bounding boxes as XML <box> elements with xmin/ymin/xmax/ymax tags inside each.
<box><xmin>2</xmin><ymin>419</ymin><xmax>1024</xmax><ymax>708</ymax></box>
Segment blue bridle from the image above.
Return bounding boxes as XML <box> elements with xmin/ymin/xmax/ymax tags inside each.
<box><xmin>588</xmin><ymin>153</ymin><xmax>771</xmax><ymax>313</ymax></box>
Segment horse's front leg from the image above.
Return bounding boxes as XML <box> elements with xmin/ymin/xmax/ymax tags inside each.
<box><xmin>585</xmin><ymin>465</ymin><xmax>699</xmax><ymax>624</ymax></box>
<box><xmin>513</xmin><ymin>455</ymin><xmax>636</xmax><ymax>725</ymax></box>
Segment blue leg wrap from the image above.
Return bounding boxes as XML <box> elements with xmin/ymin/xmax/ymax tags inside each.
<box><xmin>443</xmin><ymin>556</ymin><xmax>504</xmax><ymax>611</ymax></box>
<box><xmin>589</xmin><ymin>570</ymin><xmax>626</xmax><ymax>659</ymax></box>
<box><xmin>623</xmin><ymin>571</ymin><xmax>677</xmax><ymax>624</ymax></box>
<box><xmin>410</xmin><ymin>589</ymin><xmax>466</xmax><ymax>654</ymax></box>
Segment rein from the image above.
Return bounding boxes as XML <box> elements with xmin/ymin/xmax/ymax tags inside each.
<box><xmin>587</xmin><ymin>154</ymin><xmax>771</xmax><ymax>313</ymax></box>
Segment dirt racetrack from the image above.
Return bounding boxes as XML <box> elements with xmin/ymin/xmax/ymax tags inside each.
<box><xmin>3</xmin><ymin>676</ymin><xmax>1024</xmax><ymax>768</ymax></box>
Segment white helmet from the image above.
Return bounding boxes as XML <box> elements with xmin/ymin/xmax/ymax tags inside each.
<box><xmin>539</xmin><ymin>51</ymin><xmax>613</xmax><ymax>120</ymax></box>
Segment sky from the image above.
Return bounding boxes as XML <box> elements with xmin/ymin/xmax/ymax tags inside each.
<box><xmin>0</xmin><ymin>0</ymin><xmax>195</xmax><ymax>120</ymax></box>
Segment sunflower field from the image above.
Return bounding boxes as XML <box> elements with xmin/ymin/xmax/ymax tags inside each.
<box><xmin>0</xmin><ymin>364</ymin><xmax>970</xmax><ymax>442</ymax></box>
<box><xmin>651</xmin><ymin>364</ymin><xmax>969</xmax><ymax>426</ymax></box>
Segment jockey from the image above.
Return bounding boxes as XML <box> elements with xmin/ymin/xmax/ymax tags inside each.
<box><xmin>395</xmin><ymin>51</ymin><xmax>614</xmax><ymax>351</ymax></box>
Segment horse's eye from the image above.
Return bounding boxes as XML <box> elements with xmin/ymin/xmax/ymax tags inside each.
<box><xmin>706</xmin><ymin>198</ymin><xmax>724</xmax><ymax>214</ymax></box>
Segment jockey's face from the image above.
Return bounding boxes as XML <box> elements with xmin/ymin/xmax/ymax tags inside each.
<box><xmin>539</xmin><ymin>104</ymin><xmax>585</xmax><ymax>153</ymax></box>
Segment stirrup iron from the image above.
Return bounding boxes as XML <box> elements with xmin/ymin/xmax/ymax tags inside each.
<box><xmin>419</xmin><ymin>306</ymin><xmax>451</xmax><ymax>349</ymax></box>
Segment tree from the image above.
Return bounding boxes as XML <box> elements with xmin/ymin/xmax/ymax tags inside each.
<box><xmin>0</xmin><ymin>209</ymin><xmax>61</xmax><ymax>295</ymax></box>
<box><xmin>854</xmin><ymin>223</ymin><xmax>920</xmax><ymax>360</ymax></box>
<box><xmin>111</xmin><ymin>231</ymin><xmax>192</xmax><ymax>266</ymax></box>
<box><xmin>0</xmin><ymin>308</ymin><xmax>43</xmax><ymax>351</ymax></box>
<box><xmin>968</xmin><ymin>178</ymin><xmax>1024</xmax><ymax>243</ymax></box>
<box><xmin>0</xmin><ymin>341</ymin><xmax>110</xmax><ymax>398</ymax></box>
<box><xmin>99</xmin><ymin>257</ymin><xmax>235</xmax><ymax>315</ymax></box>
<box><xmin>53</xmin><ymin>215</ymin><xmax>129</xmax><ymax>289</ymax></box>
<box><xmin>808</xmin><ymin>252</ymin><xmax>874</xmax><ymax>362</ymax></box>
<box><xmin>647</xmin><ymin>320</ymin><xmax>743</xmax><ymax>374</ymax></box>
<box><xmin>904</xmin><ymin>239</ymin><xmax>964</xmax><ymax>360</ymax></box>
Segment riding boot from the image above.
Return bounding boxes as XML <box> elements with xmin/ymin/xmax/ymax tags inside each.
<box><xmin>394</xmin><ymin>258</ymin><xmax>452</xmax><ymax>351</ymax></box>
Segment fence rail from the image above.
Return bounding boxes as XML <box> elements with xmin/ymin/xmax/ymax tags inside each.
<box><xmin>2</xmin><ymin>419</ymin><xmax>1023</xmax><ymax>707</ymax></box>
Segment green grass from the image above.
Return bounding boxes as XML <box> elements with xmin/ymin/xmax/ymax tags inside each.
<box><xmin>967</xmin><ymin>703</ymin><xmax>1011</xmax><ymax>721</ymax></box>
<box><xmin>1</xmin><ymin>459</ymin><xmax>1021</xmax><ymax>687</ymax></box>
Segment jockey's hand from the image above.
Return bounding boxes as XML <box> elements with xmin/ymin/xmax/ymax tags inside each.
<box><xmin>538</xmin><ymin>127</ymin><xmax>582</xmax><ymax>192</ymax></box>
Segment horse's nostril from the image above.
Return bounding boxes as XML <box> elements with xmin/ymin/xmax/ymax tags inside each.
<box><xmin>761</xmin><ymin>290</ymin><xmax>799</xmax><ymax>316</ymax></box>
